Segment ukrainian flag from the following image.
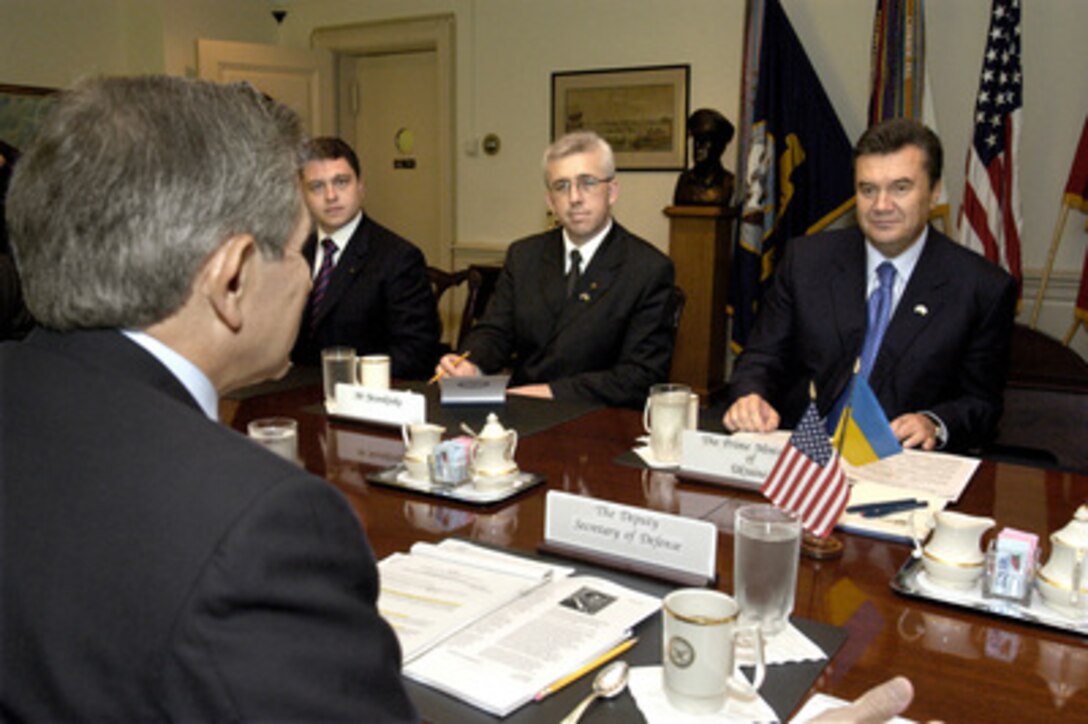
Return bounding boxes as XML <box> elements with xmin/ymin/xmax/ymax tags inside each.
<box><xmin>831</xmin><ymin>375</ymin><xmax>902</xmax><ymax>466</ymax></box>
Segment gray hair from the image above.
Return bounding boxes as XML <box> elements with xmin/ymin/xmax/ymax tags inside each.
<box><xmin>541</xmin><ymin>131</ymin><xmax>615</xmax><ymax>183</ymax></box>
<box><xmin>5</xmin><ymin>75</ymin><xmax>305</xmax><ymax>330</ymax></box>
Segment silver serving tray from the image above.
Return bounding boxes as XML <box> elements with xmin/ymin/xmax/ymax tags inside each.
<box><xmin>891</xmin><ymin>555</ymin><xmax>1088</xmax><ymax>636</ymax></box>
<box><xmin>366</xmin><ymin>464</ymin><xmax>544</xmax><ymax>505</ymax></box>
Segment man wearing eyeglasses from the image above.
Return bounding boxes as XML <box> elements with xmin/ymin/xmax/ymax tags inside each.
<box><xmin>291</xmin><ymin>136</ymin><xmax>440</xmax><ymax>380</ymax></box>
<box><xmin>436</xmin><ymin>131</ymin><xmax>676</xmax><ymax>408</ymax></box>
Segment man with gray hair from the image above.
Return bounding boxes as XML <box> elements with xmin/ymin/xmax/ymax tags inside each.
<box><xmin>0</xmin><ymin>76</ymin><xmax>416</xmax><ymax>720</ymax></box>
<box><xmin>435</xmin><ymin>131</ymin><xmax>676</xmax><ymax>408</ymax></box>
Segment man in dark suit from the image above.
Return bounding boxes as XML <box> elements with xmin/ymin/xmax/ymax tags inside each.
<box><xmin>1</xmin><ymin>140</ymin><xmax>33</xmax><ymax>340</ymax></box>
<box><xmin>435</xmin><ymin>131</ymin><xmax>676</xmax><ymax>408</ymax></box>
<box><xmin>1</xmin><ymin>76</ymin><xmax>416</xmax><ymax>720</ymax></box>
<box><xmin>290</xmin><ymin>137</ymin><xmax>439</xmax><ymax>380</ymax></box>
<box><xmin>724</xmin><ymin>118</ymin><xmax>1017</xmax><ymax>452</ymax></box>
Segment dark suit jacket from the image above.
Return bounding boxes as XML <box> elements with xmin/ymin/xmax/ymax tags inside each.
<box><xmin>728</xmin><ymin>226</ymin><xmax>1017</xmax><ymax>451</ymax></box>
<box><xmin>462</xmin><ymin>222</ymin><xmax>676</xmax><ymax>408</ymax></box>
<box><xmin>0</xmin><ymin>329</ymin><xmax>417</xmax><ymax>721</ymax></box>
<box><xmin>291</xmin><ymin>215</ymin><xmax>440</xmax><ymax>380</ymax></box>
<box><xmin>0</xmin><ymin>252</ymin><xmax>33</xmax><ymax>341</ymax></box>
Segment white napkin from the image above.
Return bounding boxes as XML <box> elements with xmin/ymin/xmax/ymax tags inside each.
<box><xmin>628</xmin><ymin>666</ymin><xmax>778</xmax><ymax>723</ymax></box>
<box><xmin>633</xmin><ymin>445</ymin><xmax>679</xmax><ymax>469</ymax></box>
<box><xmin>741</xmin><ymin>623</ymin><xmax>827</xmax><ymax>666</ymax></box>
<box><xmin>628</xmin><ymin>625</ymin><xmax>827</xmax><ymax>723</ymax></box>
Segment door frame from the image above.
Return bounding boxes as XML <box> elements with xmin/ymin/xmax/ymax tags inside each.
<box><xmin>312</xmin><ymin>15</ymin><xmax>455</xmax><ymax>271</ymax></box>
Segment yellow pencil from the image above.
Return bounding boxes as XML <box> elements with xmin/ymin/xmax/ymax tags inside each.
<box><xmin>428</xmin><ymin>350</ymin><xmax>471</xmax><ymax>385</ymax></box>
<box><xmin>533</xmin><ymin>636</ymin><xmax>638</xmax><ymax>701</ymax></box>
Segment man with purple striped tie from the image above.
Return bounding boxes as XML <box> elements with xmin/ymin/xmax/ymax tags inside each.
<box><xmin>291</xmin><ymin>137</ymin><xmax>439</xmax><ymax>380</ymax></box>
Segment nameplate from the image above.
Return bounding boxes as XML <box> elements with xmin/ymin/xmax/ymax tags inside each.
<box><xmin>544</xmin><ymin>490</ymin><xmax>716</xmax><ymax>580</ymax></box>
<box><xmin>679</xmin><ymin>430</ymin><xmax>787</xmax><ymax>490</ymax></box>
<box><xmin>330</xmin><ymin>384</ymin><xmax>426</xmax><ymax>427</ymax></box>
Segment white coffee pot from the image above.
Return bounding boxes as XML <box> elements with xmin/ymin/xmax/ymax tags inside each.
<box><xmin>1037</xmin><ymin>505</ymin><xmax>1088</xmax><ymax>617</ymax></box>
<box><xmin>470</xmin><ymin>413</ymin><xmax>518</xmax><ymax>477</ymax></box>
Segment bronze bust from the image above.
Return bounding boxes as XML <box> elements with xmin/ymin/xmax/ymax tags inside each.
<box><xmin>673</xmin><ymin>108</ymin><xmax>736</xmax><ymax>206</ymax></box>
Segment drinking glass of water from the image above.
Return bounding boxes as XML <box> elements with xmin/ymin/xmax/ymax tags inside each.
<box><xmin>733</xmin><ymin>504</ymin><xmax>801</xmax><ymax>636</ymax></box>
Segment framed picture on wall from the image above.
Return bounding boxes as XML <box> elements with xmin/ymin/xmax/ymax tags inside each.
<box><xmin>551</xmin><ymin>64</ymin><xmax>689</xmax><ymax>171</ymax></box>
<box><xmin>0</xmin><ymin>83</ymin><xmax>58</xmax><ymax>151</ymax></box>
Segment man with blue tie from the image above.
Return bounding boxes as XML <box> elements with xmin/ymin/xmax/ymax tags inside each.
<box><xmin>291</xmin><ymin>137</ymin><xmax>440</xmax><ymax>380</ymax></box>
<box><xmin>724</xmin><ymin>118</ymin><xmax>1017</xmax><ymax>452</ymax></box>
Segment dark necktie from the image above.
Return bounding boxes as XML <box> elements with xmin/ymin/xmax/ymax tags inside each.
<box><xmin>859</xmin><ymin>261</ymin><xmax>896</xmax><ymax>378</ymax></box>
<box><xmin>567</xmin><ymin>249</ymin><xmax>582</xmax><ymax>298</ymax></box>
<box><xmin>308</xmin><ymin>238</ymin><xmax>338</xmax><ymax>329</ymax></box>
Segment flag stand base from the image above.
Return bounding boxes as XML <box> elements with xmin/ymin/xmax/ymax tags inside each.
<box><xmin>801</xmin><ymin>531</ymin><xmax>844</xmax><ymax>560</ymax></box>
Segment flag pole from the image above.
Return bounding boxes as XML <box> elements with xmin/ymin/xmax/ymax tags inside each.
<box><xmin>1030</xmin><ymin>199</ymin><xmax>1071</xmax><ymax>329</ymax></box>
<box><xmin>800</xmin><ymin>377</ymin><xmax>846</xmax><ymax>562</ymax></box>
<box><xmin>832</xmin><ymin>358</ymin><xmax>862</xmax><ymax>454</ymax></box>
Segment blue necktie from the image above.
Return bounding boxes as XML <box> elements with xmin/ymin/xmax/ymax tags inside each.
<box><xmin>859</xmin><ymin>261</ymin><xmax>896</xmax><ymax>378</ymax></box>
<box><xmin>308</xmin><ymin>238</ymin><xmax>338</xmax><ymax>329</ymax></box>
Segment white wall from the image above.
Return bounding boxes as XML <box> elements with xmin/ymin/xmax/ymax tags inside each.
<box><xmin>276</xmin><ymin>0</ymin><xmax>742</xmax><ymax>253</ymax></box>
<box><xmin>2</xmin><ymin>0</ymin><xmax>1086</xmax><ymax>355</ymax></box>
<box><xmin>0</xmin><ymin>0</ymin><xmax>276</xmax><ymax>84</ymax></box>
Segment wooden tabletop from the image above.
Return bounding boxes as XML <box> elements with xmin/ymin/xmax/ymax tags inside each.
<box><xmin>225</xmin><ymin>379</ymin><xmax>1088</xmax><ymax>722</ymax></box>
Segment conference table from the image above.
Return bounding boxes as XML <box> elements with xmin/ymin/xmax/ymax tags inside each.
<box><xmin>224</xmin><ymin>373</ymin><xmax>1088</xmax><ymax>722</ymax></box>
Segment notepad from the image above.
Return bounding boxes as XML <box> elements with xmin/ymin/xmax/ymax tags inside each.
<box><xmin>439</xmin><ymin>374</ymin><xmax>510</xmax><ymax>404</ymax></box>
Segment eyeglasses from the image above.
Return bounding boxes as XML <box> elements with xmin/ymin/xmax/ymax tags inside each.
<box><xmin>548</xmin><ymin>174</ymin><xmax>614</xmax><ymax>195</ymax></box>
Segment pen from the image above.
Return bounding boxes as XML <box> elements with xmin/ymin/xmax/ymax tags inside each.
<box><xmin>847</xmin><ymin>499</ymin><xmax>928</xmax><ymax>518</ymax></box>
<box><xmin>533</xmin><ymin>636</ymin><xmax>638</xmax><ymax>701</ymax></box>
<box><xmin>428</xmin><ymin>350</ymin><xmax>471</xmax><ymax>385</ymax></box>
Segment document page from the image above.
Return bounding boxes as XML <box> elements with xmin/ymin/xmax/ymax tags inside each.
<box><xmin>843</xmin><ymin>448</ymin><xmax>980</xmax><ymax>501</ymax></box>
<box><xmin>404</xmin><ymin>575</ymin><xmax>660</xmax><ymax>716</ymax></box>
<box><xmin>378</xmin><ymin>541</ymin><xmax>570</xmax><ymax>663</ymax></box>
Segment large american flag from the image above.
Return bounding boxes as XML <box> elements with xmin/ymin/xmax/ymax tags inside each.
<box><xmin>761</xmin><ymin>403</ymin><xmax>848</xmax><ymax>539</ymax></box>
<box><xmin>958</xmin><ymin>0</ymin><xmax>1022</xmax><ymax>293</ymax></box>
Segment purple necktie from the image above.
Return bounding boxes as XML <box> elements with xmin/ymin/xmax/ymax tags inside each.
<box><xmin>859</xmin><ymin>261</ymin><xmax>896</xmax><ymax>378</ymax></box>
<box><xmin>308</xmin><ymin>238</ymin><xmax>337</xmax><ymax>329</ymax></box>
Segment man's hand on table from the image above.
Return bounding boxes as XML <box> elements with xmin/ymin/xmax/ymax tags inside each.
<box><xmin>507</xmin><ymin>384</ymin><xmax>553</xmax><ymax>400</ymax></box>
<box><xmin>723</xmin><ymin>393</ymin><xmax>781</xmax><ymax>433</ymax></box>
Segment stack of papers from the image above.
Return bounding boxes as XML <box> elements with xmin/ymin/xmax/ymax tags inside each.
<box><xmin>378</xmin><ymin>540</ymin><xmax>661</xmax><ymax>716</ymax></box>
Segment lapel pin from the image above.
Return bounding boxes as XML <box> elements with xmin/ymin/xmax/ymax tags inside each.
<box><xmin>590</xmin><ymin>282</ymin><xmax>598</xmax><ymax>290</ymax></box>
<box><xmin>913</xmin><ymin>304</ymin><xmax>928</xmax><ymax>317</ymax></box>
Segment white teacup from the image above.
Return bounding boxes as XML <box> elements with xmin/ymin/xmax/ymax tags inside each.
<box><xmin>643</xmin><ymin>383</ymin><xmax>692</xmax><ymax>464</ymax></box>
<box><xmin>662</xmin><ymin>588</ymin><xmax>765</xmax><ymax>714</ymax></box>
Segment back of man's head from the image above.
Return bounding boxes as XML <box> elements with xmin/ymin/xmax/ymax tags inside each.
<box><xmin>300</xmin><ymin>136</ymin><xmax>361</xmax><ymax>177</ymax></box>
<box><xmin>853</xmin><ymin>117</ymin><xmax>943</xmax><ymax>188</ymax></box>
<box><xmin>6</xmin><ymin>75</ymin><xmax>304</xmax><ymax>331</ymax></box>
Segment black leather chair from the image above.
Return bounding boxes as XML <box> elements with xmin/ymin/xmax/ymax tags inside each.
<box><xmin>456</xmin><ymin>265</ymin><xmax>502</xmax><ymax>350</ymax></box>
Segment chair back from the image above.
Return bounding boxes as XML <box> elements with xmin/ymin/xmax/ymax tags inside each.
<box><xmin>457</xmin><ymin>265</ymin><xmax>502</xmax><ymax>350</ymax></box>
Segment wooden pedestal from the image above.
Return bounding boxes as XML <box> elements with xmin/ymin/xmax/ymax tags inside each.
<box><xmin>664</xmin><ymin>205</ymin><xmax>736</xmax><ymax>398</ymax></box>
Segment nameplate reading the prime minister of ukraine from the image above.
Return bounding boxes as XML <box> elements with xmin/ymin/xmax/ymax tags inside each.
<box><xmin>330</xmin><ymin>384</ymin><xmax>426</xmax><ymax>427</ymax></box>
<box><xmin>679</xmin><ymin>430</ymin><xmax>787</xmax><ymax>489</ymax></box>
<box><xmin>544</xmin><ymin>491</ymin><xmax>716</xmax><ymax>579</ymax></box>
